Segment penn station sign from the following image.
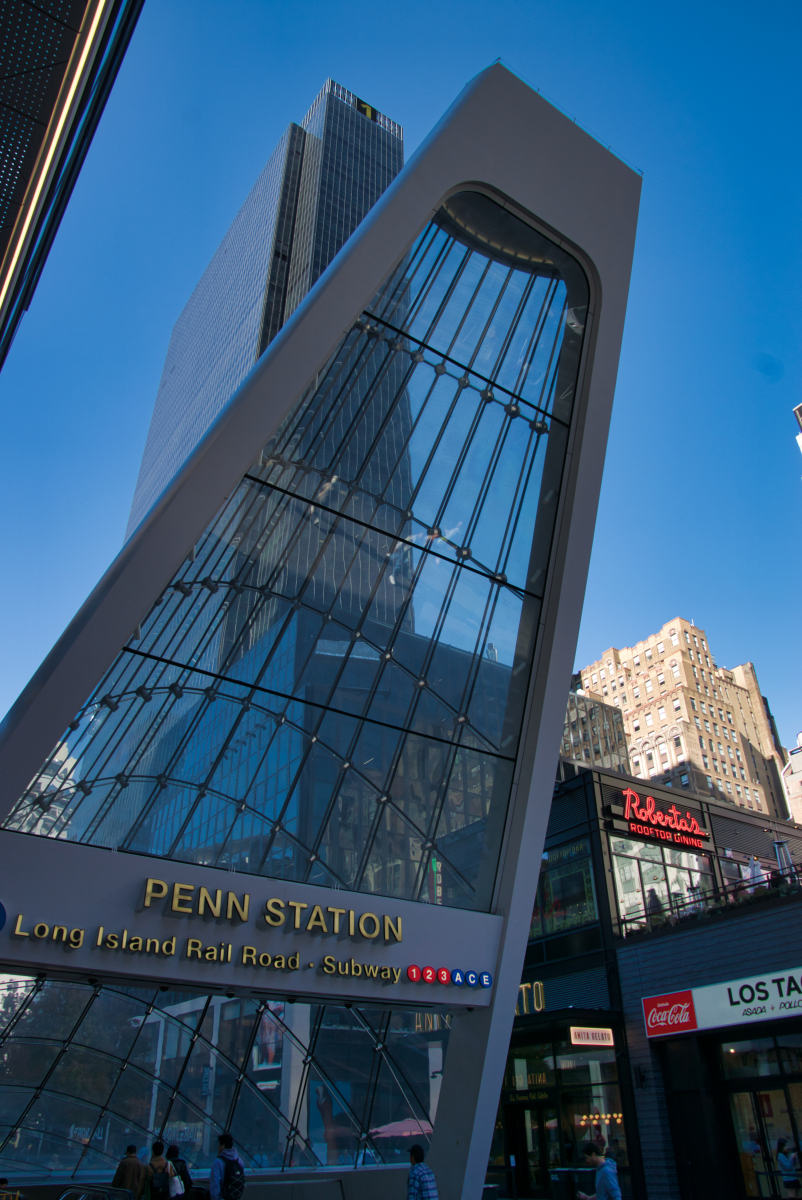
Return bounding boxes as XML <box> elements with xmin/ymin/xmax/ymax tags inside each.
<box><xmin>0</xmin><ymin>831</ymin><xmax>501</xmax><ymax>1005</ymax></box>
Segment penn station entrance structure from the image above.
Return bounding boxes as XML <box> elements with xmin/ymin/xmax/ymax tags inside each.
<box><xmin>0</xmin><ymin>66</ymin><xmax>640</xmax><ymax>1200</ymax></box>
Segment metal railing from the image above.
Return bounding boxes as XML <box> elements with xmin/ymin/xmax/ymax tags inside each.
<box><xmin>619</xmin><ymin>863</ymin><xmax>802</xmax><ymax>938</ymax></box>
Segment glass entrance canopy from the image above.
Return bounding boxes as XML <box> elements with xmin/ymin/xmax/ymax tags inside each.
<box><xmin>4</xmin><ymin>191</ymin><xmax>588</xmax><ymax>915</ymax></box>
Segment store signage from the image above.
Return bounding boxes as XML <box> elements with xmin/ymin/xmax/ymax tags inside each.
<box><xmin>644</xmin><ymin>965</ymin><xmax>802</xmax><ymax>1037</ymax></box>
<box><xmin>570</xmin><ymin>1026</ymin><xmax>614</xmax><ymax>1046</ymax></box>
<box><xmin>0</xmin><ymin>831</ymin><xmax>501</xmax><ymax>1006</ymax></box>
<box><xmin>619</xmin><ymin>788</ymin><xmax>709</xmax><ymax>849</ymax></box>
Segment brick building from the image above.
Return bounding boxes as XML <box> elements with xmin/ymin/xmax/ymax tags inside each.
<box><xmin>577</xmin><ymin>618</ymin><xmax>788</xmax><ymax>818</ymax></box>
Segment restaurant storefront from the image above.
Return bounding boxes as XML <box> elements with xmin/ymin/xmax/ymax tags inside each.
<box><xmin>488</xmin><ymin>761</ymin><xmax>802</xmax><ymax>1200</ymax></box>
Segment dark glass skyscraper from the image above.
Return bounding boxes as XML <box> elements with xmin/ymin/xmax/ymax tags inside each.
<box><xmin>127</xmin><ymin>80</ymin><xmax>403</xmax><ymax>537</ymax></box>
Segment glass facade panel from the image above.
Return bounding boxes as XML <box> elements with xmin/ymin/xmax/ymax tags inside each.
<box><xmin>530</xmin><ymin>840</ymin><xmax>597</xmax><ymax>941</ymax></box>
<box><xmin>0</xmin><ymin>977</ymin><xmax>450</xmax><ymax>1179</ymax></box>
<box><xmin>5</xmin><ymin>190</ymin><xmax>588</xmax><ymax>916</ymax></box>
<box><xmin>610</xmin><ymin>836</ymin><xmax>718</xmax><ymax>932</ymax></box>
<box><xmin>722</xmin><ymin>1040</ymin><xmax>781</xmax><ymax>1080</ymax></box>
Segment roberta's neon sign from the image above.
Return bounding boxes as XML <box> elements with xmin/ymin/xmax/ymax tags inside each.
<box><xmin>620</xmin><ymin>788</ymin><xmax>708</xmax><ymax>848</ymax></box>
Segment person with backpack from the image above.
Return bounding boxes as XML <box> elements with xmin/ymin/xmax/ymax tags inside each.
<box><xmin>210</xmin><ymin>1134</ymin><xmax>245</xmax><ymax>1200</ymax></box>
<box><xmin>142</xmin><ymin>1142</ymin><xmax>177</xmax><ymax>1200</ymax></box>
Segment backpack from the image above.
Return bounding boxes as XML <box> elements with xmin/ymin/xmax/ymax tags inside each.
<box><xmin>150</xmin><ymin>1166</ymin><xmax>171</xmax><ymax>1200</ymax></box>
<box><xmin>220</xmin><ymin>1155</ymin><xmax>245</xmax><ymax>1200</ymax></box>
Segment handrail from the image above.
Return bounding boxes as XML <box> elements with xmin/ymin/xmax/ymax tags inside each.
<box><xmin>619</xmin><ymin>862</ymin><xmax>802</xmax><ymax>937</ymax></box>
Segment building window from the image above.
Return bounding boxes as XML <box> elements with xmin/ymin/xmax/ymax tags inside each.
<box><xmin>634</xmin><ymin>655</ymin><xmax>640</xmax><ymax>666</ymax></box>
<box><xmin>646</xmin><ymin>680</ymin><xmax>653</xmax><ymax>694</ymax></box>
<box><xmin>658</xmin><ymin>706</ymin><xmax>666</xmax><ymax>720</ymax></box>
<box><xmin>657</xmin><ymin>641</ymin><xmax>665</xmax><ymax>654</ymax></box>
<box><xmin>633</xmin><ymin>686</ymin><xmax>640</xmax><ymax>699</ymax></box>
<box><xmin>657</xmin><ymin>673</ymin><xmax>665</xmax><ymax>687</ymax></box>
<box><xmin>646</xmin><ymin>649</ymin><xmax>653</xmax><ymax>662</ymax></box>
<box><xmin>632</xmin><ymin>718</ymin><xmax>640</xmax><ymax>731</ymax></box>
<box><xmin>672</xmin><ymin>664</ymin><xmax>680</xmax><ymax>679</ymax></box>
<box><xmin>671</xmin><ymin>633</ymin><xmax>679</xmax><ymax>647</ymax></box>
<box><xmin>530</xmin><ymin>839</ymin><xmax>597</xmax><ymax>939</ymax></box>
<box><xmin>685</xmin><ymin>631</ymin><xmax>691</xmax><ymax>644</ymax></box>
<box><xmin>659</xmin><ymin>743</ymin><xmax>668</xmax><ymax>758</ymax></box>
<box><xmin>726</xmin><ymin>782</ymin><xmax>733</xmax><ymax>795</ymax></box>
<box><xmin>609</xmin><ymin>835</ymin><xmax>713</xmax><ymax>935</ymax></box>
<box><xmin>690</xmin><ymin>698</ymin><xmax>697</xmax><ymax>712</ymax></box>
<box><xmin>600</xmin><ymin>669</ymin><xmax>606</xmax><ymax>680</ymax></box>
<box><xmin>674</xmin><ymin>736</ymin><xmax>682</xmax><ymax>750</ymax></box>
<box><xmin>703</xmin><ymin>755</ymin><xmax>710</xmax><ymax>769</ymax></box>
<box><xmin>681</xmin><ymin>774</ymin><xmax>690</xmax><ymax>788</ymax></box>
<box><xmin>645</xmin><ymin>713</ymin><xmax>654</xmax><ymax>727</ymax></box>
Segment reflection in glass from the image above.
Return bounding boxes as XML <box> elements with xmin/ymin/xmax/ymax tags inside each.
<box><xmin>5</xmin><ymin>190</ymin><xmax>588</xmax><ymax>914</ymax></box>
<box><xmin>721</xmin><ymin>1040</ymin><xmax>781</xmax><ymax>1080</ymax></box>
<box><xmin>0</xmin><ymin>976</ymin><xmax>448</xmax><ymax>1179</ymax></box>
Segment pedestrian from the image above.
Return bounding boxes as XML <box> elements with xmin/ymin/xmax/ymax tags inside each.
<box><xmin>166</xmin><ymin>1146</ymin><xmax>192</xmax><ymax>1195</ymax></box>
<box><xmin>777</xmin><ymin>1138</ymin><xmax>800</xmax><ymax>1197</ymax></box>
<box><xmin>408</xmin><ymin>1144</ymin><xmax>438</xmax><ymax>1200</ymax></box>
<box><xmin>142</xmin><ymin>1142</ymin><xmax>176</xmax><ymax>1200</ymax></box>
<box><xmin>112</xmin><ymin>1145</ymin><xmax>145</xmax><ymax>1196</ymax></box>
<box><xmin>577</xmin><ymin>1142</ymin><xmax>622</xmax><ymax>1200</ymax></box>
<box><xmin>210</xmin><ymin>1134</ymin><xmax>245</xmax><ymax>1200</ymax></box>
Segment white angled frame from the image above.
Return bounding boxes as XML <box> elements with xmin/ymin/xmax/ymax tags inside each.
<box><xmin>0</xmin><ymin>64</ymin><xmax>640</xmax><ymax>1200</ymax></box>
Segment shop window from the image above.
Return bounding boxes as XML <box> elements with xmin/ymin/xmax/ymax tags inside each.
<box><xmin>777</xmin><ymin>1034</ymin><xmax>802</xmax><ymax>1073</ymax></box>
<box><xmin>721</xmin><ymin>1038</ymin><xmax>780</xmax><ymax>1079</ymax></box>
<box><xmin>555</xmin><ymin>1041</ymin><xmax>617</xmax><ymax>1085</ymax></box>
<box><xmin>610</xmin><ymin>837</ymin><xmax>714</xmax><ymax>932</ymax></box>
<box><xmin>530</xmin><ymin>841</ymin><xmax>597</xmax><ymax>939</ymax></box>
<box><xmin>506</xmin><ymin>1042</ymin><xmax>556</xmax><ymax>1089</ymax></box>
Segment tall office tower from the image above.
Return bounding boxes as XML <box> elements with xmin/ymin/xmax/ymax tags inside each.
<box><xmin>578</xmin><ymin>618</ymin><xmax>788</xmax><ymax>816</ymax></box>
<box><xmin>126</xmin><ymin>80</ymin><xmax>403</xmax><ymax>537</ymax></box>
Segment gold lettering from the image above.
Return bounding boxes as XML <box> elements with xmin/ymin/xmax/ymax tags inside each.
<box><xmin>350</xmin><ymin>959</ymin><xmax>362</xmax><ymax>977</ymax></box>
<box><xmin>288</xmin><ymin>953</ymin><xmax>299</xmax><ymax>970</ymax></box>
<box><xmin>52</xmin><ymin>925</ymin><xmax>67</xmax><ymax>943</ymax></box>
<box><xmin>13</xmin><ymin>915</ymin><xmax>29</xmax><ymax>937</ymax></box>
<box><xmin>227</xmin><ymin>892</ymin><xmax>249</xmax><ymax>922</ymax></box>
<box><xmin>364</xmin><ymin>964</ymin><xmax>379</xmax><ymax>978</ymax></box>
<box><xmin>121</xmin><ymin>929</ymin><xmax>128</xmax><ymax>949</ymax></box>
<box><xmin>242</xmin><ymin>946</ymin><xmax>256</xmax><ymax>965</ymax></box>
<box><xmin>349</xmin><ymin>910</ymin><xmax>355</xmax><ymax>936</ymax></box>
<box><xmin>186</xmin><ymin>938</ymin><xmax>202</xmax><ymax>959</ymax></box>
<box><xmin>227</xmin><ymin>943</ymin><xmax>232</xmax><ymax>963</ymax></box>
<box><xmin>323</xmin><ymin>955</ymin><xmax>336</xmax><ymax>974</ymax></box>
<box><xmin>105</xmin><ymin>933</ymin><xmax>119</xmax><ymax>949</ymax></box>
<box><xmin>306</xmin><ymin>905</ymin><xmax>328</xmax><ymax>933</ymax></box>
<box><xmin>384</xmin><ymin>915</ymin><xmax>402</xmax><ymax>943</ymax></box>
<box><xmin>144</xmin><ymin>878</ymin><xmax>168</xmax><ymax>907</ymax></box>
<box><xmin>273</xmin><ymin>954</ymin><xmax>285</xmax><ymax>969</ymax></box>
<box><xmin>392</xmin><ymin>967</ymin><xmax>401</xmax><ymax>984</ymax></box>
<box><xmin>264</xmin><ymin>898</ymin><xmax>286</xmax><ymax>927</ymax></box>
<box><xmin>162</xmin><ymin>937</ymin><xmax>176</xmax><ymax>955</ymax></box>
<box><xmin>96</xmin><ymin>926</ymin><xmax>104</xmax><ymax>946</ymax></box>
<box><xmin>172</xmin><ymin>883</ymin><xmax>195</xmax><ymax>914</ymax></box>
<box><xmin>288</xmin><ymin>901</ymin><xmax>308</xmax><ymax>929</ymax></box>
<box><xmin>146</xmin><ymin>938</ymin><xmax>160</xmax><ymax>954</ymax></box>
<box><xmin>198</xmin><ymin>887</ymin><xmax>222</xmax><ymax>917</ymax></box>
<box><xmin>259</xmin><ymin>952</ymin><xmax>271</xmax><ymax>967</ymax></box>
<box><xmin>337</xmin><ymin>960</ymin><xmax>350</xmax><ymax>976</ymax></box>
<box><xmin>381</xmin><ymin>966</ymin><xmax>391</xmax><ymax>980</ymax></box>
<box><xmin>205</xmin><ymin>945</ymin><xmax>218</xmax><ymax>961</ymax></box>
<box><xmin>69</xmin><ymin>928</ymin><xmax>84</xmax><ymax>949</ymax></box>
<box><xmin>129</xmin><ymin>936</ymin><xmax>143</xmax><ymax>952</ymax></box>
<box><xmin>33</xmin><ymin>923</ymin><xmax>49</xmax><ymax>939</ymax></box>
<box><xmin>327</xmin><ymin>906</ymin><xmax>346</xmax><ymax>932</ymax></box>
<box><xmin>358</xmin><ymin>912</ymin><xmax>380</xmax><ymax>939</ymax></box>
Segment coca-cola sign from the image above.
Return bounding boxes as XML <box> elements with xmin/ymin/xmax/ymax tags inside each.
<box><xmin>618</xmin><ymin>788</ymin><xmax>709</xmax><ymax>849</ymax></box>
<box><xmin>643</xmin><ymin>990</ymin><xmax>698</xmax><ymax>1037</ymax></box>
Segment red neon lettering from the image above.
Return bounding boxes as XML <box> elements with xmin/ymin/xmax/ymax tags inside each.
<box><xmin>621</xmin><ymin>788</ymin><xmax>703</xmax><ymax>836</ymax></box>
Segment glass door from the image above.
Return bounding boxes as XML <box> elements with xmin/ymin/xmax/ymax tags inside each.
<box><xmin>507</xmin><ymin>1105</ymin><xmax>559</xmax><ymax>1197</ymax></box>
<box><xmin>730</xmin><ymin>1089</ymin><xmax>796</xmax><ymax>1196</ymax></box>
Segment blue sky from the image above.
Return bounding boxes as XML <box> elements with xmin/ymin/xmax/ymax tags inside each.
<box><xmin>1</xmin><ymin>0</ymin><xmax>800</xmax><ymax>743</ymax></box>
